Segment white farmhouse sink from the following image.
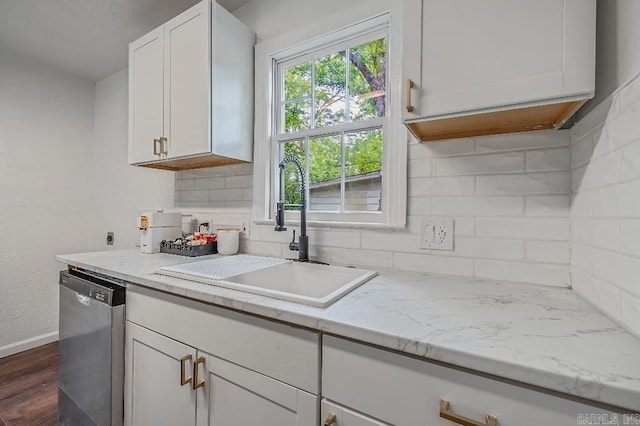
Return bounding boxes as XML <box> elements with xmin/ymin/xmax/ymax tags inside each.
<box><xmin>156</xmin><ymin>255</ymin><xmax>377</xmax><ymax>307</ymax></box>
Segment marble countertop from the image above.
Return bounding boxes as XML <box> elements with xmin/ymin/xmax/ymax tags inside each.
<box><xmin>57</xmin><ymin>249</ymin><xmax>640</xmax><ymax>411</ymax></box>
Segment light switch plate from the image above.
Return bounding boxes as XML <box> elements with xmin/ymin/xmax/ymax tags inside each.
<box><xmin>420</xmin><ymin>217</ymin><xmax>454</xmax><ymax>250</ymax></box>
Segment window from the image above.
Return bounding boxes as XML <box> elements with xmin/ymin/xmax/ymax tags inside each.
<box><xmin>253</xmin><ymin>2</ymin><xmax>406</xmax><ymax>227</ymax></box>
<box><xmin>276</xmin><ymin>33</ymin><xmax>387</xmax><ymax>214</ymax></box>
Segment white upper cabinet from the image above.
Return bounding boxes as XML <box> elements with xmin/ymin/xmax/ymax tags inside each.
<box><xmin>128</xmin><ymin>0</ymin><xmax>254</xmax><ymax>170</ymax></box>
<box><xmin>402</xmin><ymin>0</ymin><xmax>596</xmax><ymax>142</ymax></box>
<box><xmin>129</xmin><ymin>27</ymin><xmax>165</xmax><ymax>164</ymax></box>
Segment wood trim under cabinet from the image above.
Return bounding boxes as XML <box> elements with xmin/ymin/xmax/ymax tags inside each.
<box><xmin>406</xmin><ymin>99</ymin><xmax>586</xmax><ymax>142</ymax></box>
<box><xmin>136</xmin><ymin>153</ymin><xmax>249</xmax><ymax>171</ymax></box>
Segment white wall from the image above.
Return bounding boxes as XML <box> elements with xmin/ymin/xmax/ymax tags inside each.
<box><xmin>0</xmin><ymin>50</ymin><xmax>98</xmax><ymax>357</ymax></box>
<box><xmin>569</xmin><ymin>0</ymin><xmax>640</xmax><ymax>339</ymax></box>
<box><xmin>92</xmin><ymin>69</ymin><xmax>174</xmax><ymax>249</ymax></box>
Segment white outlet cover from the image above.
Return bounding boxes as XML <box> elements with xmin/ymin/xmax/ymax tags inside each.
<box><xmin>420</xmin><ymin>217</ymin><xmax>454</xmax><ymax>251</ymax></box>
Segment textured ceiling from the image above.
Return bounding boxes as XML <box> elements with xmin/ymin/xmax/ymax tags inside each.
<box><xmin>0</xmin><ymin>0</ymin><xmax>253</xmax><ymax>82</ymax></box>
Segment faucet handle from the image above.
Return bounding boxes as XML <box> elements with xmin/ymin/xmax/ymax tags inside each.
<box><xmin>289</xmin><ymin>230</ymin><xmax>299</xmax><ymax>251</ymax></box>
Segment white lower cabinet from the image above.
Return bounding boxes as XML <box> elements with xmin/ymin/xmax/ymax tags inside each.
<box><xmin>125</xmin><ymin>322</ymin><xmax>197</xmax><ymax>426</ymax></box>
<box><xmin>196</xmin><ymin>354</ymin><xmax>316</xmax><ymax>426</ymax></box>
<box><xmin>124</xmin><ymin>286</ymin><xmax>319</xmax><ymax>426</ymax></box>
<box><xmin>323</xmin><ymin>336</ymin><xmax>618</xmax><ymax>426</ymax></box>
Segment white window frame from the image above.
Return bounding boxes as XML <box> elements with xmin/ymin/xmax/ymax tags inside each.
<box><xmin>252</xmin><ymin>0</ymin><xmax>406</xmax><ymax>229</ymax></box>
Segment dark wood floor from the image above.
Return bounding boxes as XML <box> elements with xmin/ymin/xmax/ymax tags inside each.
<box><xmin>0</xmin><ymin>342</ymin><xmax>58</xmax><ymax>426</ymax></box>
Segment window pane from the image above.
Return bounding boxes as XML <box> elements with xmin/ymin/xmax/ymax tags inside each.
<box><xmin>309</xmin><ymin>134</ymin><xmax>342</xmax><ymax>212</ymax></box>
<box><xmin>283</xmin><ymin>101</ymin><xmax>311</xmax><ymax>132</ymax></box>
<box><xmin>280</xmin><ymin>140</ymin><xmax>305</xmax><ymax>207</ymax></box>
<box><xmin>314</xmin><ymin>52</ymin><xmax>346</xmax><ymax>127</ymax></box>
<box><xmin>344</xmin><ymin>128</ymin><xmax>383</xmax><ymax>212</ymax></box>
<box><xmin>284</xmin><ymin>62</ymin><xmax>311</xmax><ymax>101</ymax></box>
<box><xmin>349</xmin><ymin>38</ymin><xmax>386</xmax><ymax>122</ymax></box>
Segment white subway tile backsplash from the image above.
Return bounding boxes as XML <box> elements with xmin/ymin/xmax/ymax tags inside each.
<box><xmin>620</xmin><ymin>220</ymin><xmax>640</xmax><ymax>258</ymax></box>
<box><xmin>433</xmin><ymin>152</ymin><xmax>524</xmax><ymax>176</ymax></box>
<box><xmin>194</xmin><ymin>177</ymin><xmax>225</xmax><ymax>190</ymax></box>
<box><xmin>580</xmin><ymin>152</ymin><xmax>619</xmax><ymax>190</ymax></box>
<box><xmin>571</xmin><ymin>268</ymin><xmax>621</xmax><ymax>320</ymax></box>
<box><xmin>209</xmin><ymin>188</ymin><xmax>244</xmax><ymax>201</ymax></box>
<box><xmin>447</xmin><ymin>237</ymin><xmax>524</xmax><ymax>261</ymax></box>
<box><xmin>525</xmin><ymin>148</ymin><xmax>570</xmax><ymax>172</ymax></box>
<box><xmin>394</xmin><ymin>252</ymin><xmax>474</xmax><ymax>276</ymax></box>
<box><xmin>570</xmin><ymin>137</ymin><xmax>594</xmax><ymax>168</ymax></box>
<box><xmin>525</xmin><ymin>241</ymin><xmax>570</xmax><ymax>264</ymax></box>
<box><xmin>175</xmin><ymin>179</ymin><xmax>195</xmax><ymax>190</ymax></box>
<box><xmin>407</xmin><ymin>158</ymin><xmax>433</xmax><ymax>178</ymax></box>
<box><xmin>477</xmin><ymin>172</ymin><xmax>570</xmax><ymax>195</ymax></box>
<box><xmin>571</xmin><ymin>243</ymin><xmax>594</xmax><ymax>273</ymax></box>
<box><xmin>225</xmin><ymin>175</ymin><xmax>253</xmax><ymax>188</ymax></box>
<box><xmin>476</xmin><ymin>218</ymin><xmax>569</xmax><ymax>240</ymax></box>
<box><xmin>620</xmin><ymin>139</ymin><xmax>640</xmax><ymax>180</ymax></box>
<box><xmin>475</xmin><ymin>130</ymin><xmax>569</xmax><ymax>153</ymax></box>
<box><xmin>408</xmin><ymin>138</ymin><xmax>475</xmax><ymax>158</ymax></box>
<box><xmin>452</xmin><ymin>217</ymin><xmax>476</xmax><ymax>236</ymax></box>
<box><xmin>526</xmin><ymin>195</ymin><xmax>570</xmax><ymax>217</ymax></box>
<box><xmin>408</xmin><ymin>176</ymin><xmax>475</xmax><ymax>197</ymax></box>
<box><xmin>570</xmin><ymin>191</ymin><xmax>592</xmax><ymax>218</ymax></box>
<box><xmin>476</xmin><ymin>259</ymin><xmax>569</xmax><ymax>287</ymax></box>
<box><xmin>332</xmin><ymin>248</ymin><xmax>393</xmax><ymax>269</ymax></box>
<box><xmin>608</xmin><ymin>100</ymin><xmax>640</xmax><ymax>151</ymax></box>
<box><xmin>433</xmin><ymin>196</ymin><xmax>524</xmax><ymax>216</ymax></box>
<box><xmin>181</xmin><ymin>190</ymin><xmax>209</xmax><ymax>202</ymax></box>
<box><xmin>179</xmin><ymin>128</ymin><xmax>571</xmax><ymax>289</ymax></box>
<box><xmin>310</xmin><ymin>229</ymin><xmax>361</xmax><ymax>249</ymax></box>
<box><xmin>407</xmin><ymin>197</ymin><xmax>432</xmax><ymax>215</ymax></box>
<box><xmin>361</xmin><ymin>231</ymin><xmax>418</xmax><ymax>253</ymax></box>
<box><xmin>593</xmin><ymin>249</ymin><xmax>640</xmax><ymax>298</ymax></box>
<box><xmin>593</xmin><ymin>181</ymin><xmax>640</xmax><ymax>218</ymax></box>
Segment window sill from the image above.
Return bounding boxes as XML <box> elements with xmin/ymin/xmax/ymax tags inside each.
<box><xmin>252</xmin><ymin>219</ymin><xmax>406</xmax><ymax>231</ymax></box>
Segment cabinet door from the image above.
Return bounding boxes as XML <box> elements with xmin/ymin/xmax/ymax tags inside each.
<box><xmin>321</xmin><ymin>400</ymin><xmax>389</xmax><ymax>426</ymax></box>
<box><xmin>403</xmin><ymin>0</ymin><xmax>595</xmax><ymax>120</ymax></box>
<box><xmin>125</xmin><ymin>322</ymin><xmax>196</xmax><ymax>426</ymax></box>
<box><xmin>164</xmin><ymin>1</ymin><xmax>210</xmax><ymax>159</ymax></box>
<box><xmin>128</xmin><ymin>26</ymin><xmax>164</xmax><ymax>164</ymax></box>
<box><xmin>195</xmin><ymin>352</ymin><xmax>317</xmax><ymax>426</ymax></box>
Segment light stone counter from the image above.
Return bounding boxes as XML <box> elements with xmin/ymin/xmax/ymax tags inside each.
<box><xmin>57</xmin><ymin>249</ymin><xmax>640</xmax><ymax>412</ymax></box>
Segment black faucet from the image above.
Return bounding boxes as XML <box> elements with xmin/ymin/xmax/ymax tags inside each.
<box><xmin>274</xmin><ymin>156</ymin><xmax>308</xmax><ymax>262</ymax></box>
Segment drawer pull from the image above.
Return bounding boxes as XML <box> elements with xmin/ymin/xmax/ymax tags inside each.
<box><xmin>180</xmin><ymin>354</ymin><xmax>192</xmax><ymax>386</ymax></box>
<box><xmin>406</xmin><ymin>79</ymin><xmax>415</xmax><ymax>113</ymax></box>
<box><xmin>324</xmin><ymin>413</ymin><xmax>337</xmax><ymax>426</ymax></box>
<box><xmin>439</xmin><ymin>400</ymin><xmax>497</xmax><ymax>426</ymax></box>
<box><xmin>193</xmin><ymin>356</ymin><xmax>205</xmax><ymax>390</ymax></box>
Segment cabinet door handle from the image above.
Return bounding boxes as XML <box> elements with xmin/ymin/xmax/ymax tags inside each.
<box><xmin>153</xmin><ymin>138</ymin><xmax>161</xmax><ymax>156</ymax></box>
<box><xmin>192</xmin><ymin>356</ymin><xmax>205</xmax><ymax>390</ymax></box>
<box><xmin>159</xmin><ymin>137</ymin><xmax>168</xmax><ymax>155</ymax></box>
<box><xmin>180</xmin><ymin>354</ymin><xmax>192</xmax><ymax>386</ymax></box>
<box><xmin>324</xmin><ymin>413</ymin><xmax>337</xmax><ymax>426</ymax></box>
<box><xmin>439</xmin><ymin>400</ymin><xmax>497</xmax><ymax>426</ymax></box>
<box><xmin>406</xmin><ymin>79</ymin><xmax>415</xmax><ymax>113</ymax></box>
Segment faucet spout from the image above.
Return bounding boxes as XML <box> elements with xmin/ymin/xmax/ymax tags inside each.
<box><xmin>275</xmin><ymin>156</ymin><xmax>308</xmax><ymax>262</ymax></box>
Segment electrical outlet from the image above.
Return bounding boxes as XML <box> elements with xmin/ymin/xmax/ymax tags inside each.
<box><xmin>419</xmin><ymin>217</ymin><xmax>454</xmax><ymax>250</ymax></box>
<box><xmin>106</xmin><ymin>232</ymin><xmax>114</xmax><ymax>246</ymax></box>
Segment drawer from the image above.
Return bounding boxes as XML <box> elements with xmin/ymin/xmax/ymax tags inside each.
<box><xmin>323</xmin><ymin>336</ymin><xmax>617</xmax><ymax>426</ymax></box>
<box><xmin>127</xmin><ymin>285</ymin><xmax>319</xmax><ymax>394</ymax></box>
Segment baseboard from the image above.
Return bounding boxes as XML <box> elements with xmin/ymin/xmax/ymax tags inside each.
<box><xmin>0</xmin><ymin>331</ymin><xmax>59</xmax><ymax>359</ymax></box>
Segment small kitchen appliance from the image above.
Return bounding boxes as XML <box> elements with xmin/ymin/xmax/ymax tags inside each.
<box><xmin>137</xmin><ymin>211</ymin><xmax>182</xmax><ymax>253</ymax></box>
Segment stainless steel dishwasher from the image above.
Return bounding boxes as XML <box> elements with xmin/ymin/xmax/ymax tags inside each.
<box><xmin>58</xmin><ymin>269</ymin><xmax>126</xmax><ymax>426</ymax></box>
